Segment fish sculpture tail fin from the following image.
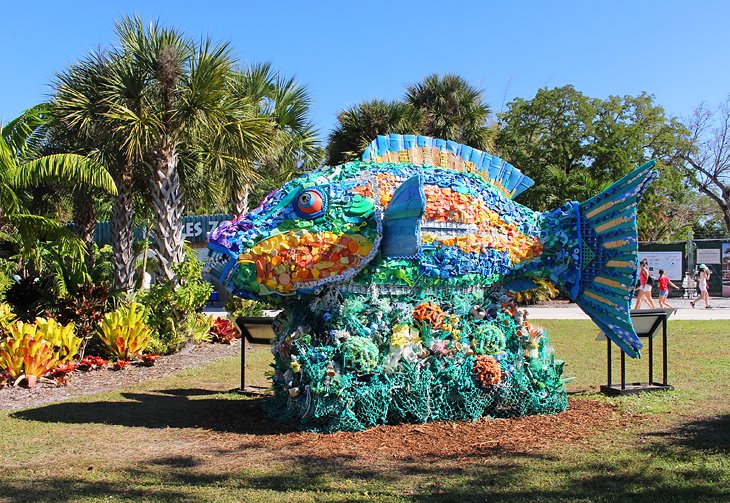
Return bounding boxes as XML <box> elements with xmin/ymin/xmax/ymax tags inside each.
<box><xmin>551</xmin><ymin>161</ymin><xmax>658</xmax><ymax>358</ymax></box>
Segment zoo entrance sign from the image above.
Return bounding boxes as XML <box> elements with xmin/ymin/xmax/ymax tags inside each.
<box><xmin>90</xmin><ymin>214</ymin><xmax>232</xmax><ymax>245</ymax></box>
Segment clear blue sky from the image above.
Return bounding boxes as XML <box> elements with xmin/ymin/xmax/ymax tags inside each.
<box><xmin>2</xmin><ymin>1</ymin><xmax>729</xmax><ymax>139</ymax></box>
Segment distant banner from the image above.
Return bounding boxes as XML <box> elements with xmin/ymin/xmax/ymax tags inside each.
<box><xmin>638</xmin><ymin>251</ymin><xmax>683</xmax><ymax>280</ymax></box>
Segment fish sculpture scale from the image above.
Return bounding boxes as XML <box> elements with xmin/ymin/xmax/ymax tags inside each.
<box><xmin>208</xmin><ymin>134</ymin><xmax>656</xmax><ymax>432</ymax></box>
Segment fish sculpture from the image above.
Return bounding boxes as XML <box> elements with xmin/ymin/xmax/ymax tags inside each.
<box><xmin>208</xmin><ymin>134</ymin><xmax>656</xmax><ymax>431</ymax></box>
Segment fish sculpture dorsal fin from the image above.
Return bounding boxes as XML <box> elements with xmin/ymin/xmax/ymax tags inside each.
<box><xmin>361</xmin><ymin>133</ymin><xmax>534</xmax><ymax>199</ymax></box>
<box><xmin>381</xmin><ymin>174</ymin><xmax>426</xmax><ymax>258</ymax></box>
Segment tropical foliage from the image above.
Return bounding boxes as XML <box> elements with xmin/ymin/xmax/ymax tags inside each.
<box><xmin>98</xmin><ymin>302</ymin><xmax>152</xmax><ymax>360</ymax></box>
<box><xmin>496</xmin><ymin>86</ymin><xmax>696</xmax><ymax>241</ymax></box>
<box><xmin>327</xmin><ymin>73</ymin><xmax>494</xmax><ymax>165</ymax></box>
<box><xmin>0</xmin><ymin>318</ymin><xmax>81</xmax><ymax>386</ymax></box>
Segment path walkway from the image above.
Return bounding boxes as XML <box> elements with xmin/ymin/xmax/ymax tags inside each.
<box><xmin>525</xmin><ymin>297</ymin><xmax>730</xmax><ymax>320</ymax></box>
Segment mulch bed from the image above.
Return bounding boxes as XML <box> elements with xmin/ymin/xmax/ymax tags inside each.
<box><xmin>0</xmin><ymin>339</ymin><xmax>244</xmax><ymax>411</ymax></box>
<box><xmin>208</xmin><ymin>399</ymin><xmax>642</xmax><ymax>462</ymax></box>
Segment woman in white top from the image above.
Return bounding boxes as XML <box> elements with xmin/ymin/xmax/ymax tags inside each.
<box><xmin>690</xmin><ymin>264</ymin><xmax>712</xmax><ymax>309</ymax></box>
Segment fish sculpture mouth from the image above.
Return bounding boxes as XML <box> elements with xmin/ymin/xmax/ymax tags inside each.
<box><xmin>236</xmin><ymin>230</ymin><xmax>376</xmax><ymax>295</ymax></box>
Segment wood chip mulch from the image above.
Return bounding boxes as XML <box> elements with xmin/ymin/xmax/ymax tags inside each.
<box><xmin>0</xmin><ymin>339</ymin><xmax>244</xmax><ymax>411</ymax></box>
<box><xmin>217</xmin><ymin>399</ymin><xmax>643</xmax><ymax>463</ymax></box>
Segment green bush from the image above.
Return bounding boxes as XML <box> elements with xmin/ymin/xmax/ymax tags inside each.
<box><xmin>139</xmin><ymin>254</ymin><xmax>212</xmax><ymax>354</ymax></box>
<box><xmin>0</xmin><ymin>258</ymin><xmax>17</xmax><ymax>297</ymax></box>
<box><xmin>224</xmin><ymin>296</ymin><xmax>273</xmax><ymax>318</ymax></box>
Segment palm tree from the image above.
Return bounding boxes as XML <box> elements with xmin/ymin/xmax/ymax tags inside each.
<box><xmin>224</xmin><ymin>64</ymin><xmax>322</xmax><ymax>215</ymax></box>
<box><xmin>54</xmin><ymin>17</ymin><xmax>288</xmax><ymax>287</ymax></box>
<box><xmin>101</xmin><ymin>16</ymin><xmax>253</xmax><ymax>283</ymax></box>
<box><xmin>327</xmin><ymin>100</ymin><xmax>418</xmax><ymax>165</ymax></box>
<box><xmin>405</xmin><ymin>73</ymin><xmax>494</xmax><ymax>151</ymax></box>
<box><xmin>0</xmin><ymin>105</ymin><xmax>117</xmax><ymax>280</ymax></box>
<box><xmin>53</xmin><ymin>50</ymin><xmax>142</xmax><ymax>291</ymax></box>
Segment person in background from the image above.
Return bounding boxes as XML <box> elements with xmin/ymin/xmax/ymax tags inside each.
<box><xmin>691</xmin><ymin>264</ymin><xmax>712</xmax><ymax>308</ymax></box>
<box><xmin>634</xmin><ymin>258</ymin><xmax>655</xmax><ymax>309</ymax></box>
<box><xmin>656</xmin><ymin>269</ymin><xmax>680</xmax><ymax>308</ymax></box>
<box><xmin>682</xmin><ymin>271</ymin><xmax>696</xmax><ymax>299</ymax></box>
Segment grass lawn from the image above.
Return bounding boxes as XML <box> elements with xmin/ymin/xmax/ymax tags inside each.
<box><xmin>0</xmin><ymin>320</ymin><xmax>728</xmax><ymax>502</ymax></box>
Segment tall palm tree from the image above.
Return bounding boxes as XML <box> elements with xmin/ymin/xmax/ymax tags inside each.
<box><xmin>327</xmin><ymin>100</ymin><xmax>418</xmax><ymax>165</ymax></box>
<box><xmin>102</xmin><ymin>17</ymin><xmax>253</xmax><ymax>283</ymax></box>
<box><xmin>405</xmin><ymin>73</ymin><xmax>494</xmax><ymax>151</ymax></box>
<box><xmin>54</xmin><ymin>50</ymin><xmax>142</xmax><ymax>291</ymax></box>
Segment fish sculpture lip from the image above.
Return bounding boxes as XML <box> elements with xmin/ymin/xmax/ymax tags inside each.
<box><xmin>208</xmin><ymin>134</ymin><xmax>656</xmax><ymax>359</ymax></box>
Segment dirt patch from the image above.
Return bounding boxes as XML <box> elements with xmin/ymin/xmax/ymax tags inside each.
<box><xmin>0</xmin><ymin>340</ymin><xmax>244</xmax><ymax>411</ymax></box>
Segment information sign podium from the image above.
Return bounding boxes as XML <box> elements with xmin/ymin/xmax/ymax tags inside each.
<box><xmin>234</xmin><ymin>316</ymin><xmax>276</xmax><ymax>395</ymax></box>
<box><xmin>599</xmin><ymin>308</ymin><xmax>674</xmax><ymax>396</ymax></box>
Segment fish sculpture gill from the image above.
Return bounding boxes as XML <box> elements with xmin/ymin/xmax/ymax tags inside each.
<box><xmin>208</xmin><ymin>134</ymin><xmax>656</xmax><ymax>432</ymax></box>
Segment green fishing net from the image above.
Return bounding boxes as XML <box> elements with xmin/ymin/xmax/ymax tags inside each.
<box><xmin>264</xmin><ymin>287</ymin><xmax>568</xmax><ymax>432</ymax></box>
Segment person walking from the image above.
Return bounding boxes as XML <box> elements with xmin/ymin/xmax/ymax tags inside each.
<box><xmin>690</xmin><ymin>264</ymin><xmax>712</xmax><ymax>308</ymax></box>
<box><xmin>634</xmin><ymin>259</ymin><xmax>656</xmax><ymax>309</ymax></box>
<box><xmin>656</xmin><ymin>269</ymin><xmax>680</xmax><ymax>308</ymax></box>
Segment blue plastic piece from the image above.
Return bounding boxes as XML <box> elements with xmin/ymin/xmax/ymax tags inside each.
<box><xmin>381</xmin><ymin>174</ymin><xmax>426</xmax><ymax>257</ymax></box>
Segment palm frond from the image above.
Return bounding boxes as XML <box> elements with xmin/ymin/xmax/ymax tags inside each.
<box><xmin>11</xmin><ymin>154</ymin><xmax>117</xmax><ymax>195</ymax></box>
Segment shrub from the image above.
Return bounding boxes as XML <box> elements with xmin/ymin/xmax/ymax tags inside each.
<box><xmin>111</xmin><ymin>359</ymin><xmax>129</xmax><ymax>370</ymax></box>
<box><xmin>0</xmin><ymin>302</ymin><xmax>16</xmax><ymax>334</ymax></box>
<box><xmin>4</xmin><ymin>276</ymin><xmax>53</xmax><ymax>321</ymax></box>
<box><xmin>53</xmin><ymin>282</ymin><xmax>112</xmax><ymax>358</ymax></box>
<box><xmin>140</xmin><ymin>353</ymin><xmax>159</xmax><ymax>366</ymax></box>
<box><xmin>0</xmin><ymin>258</ymin><xmax>17</xmax><ymax>297</ymax></box>
<box><xmin>98</xmin><ymin>302</ymin><xmax>152</xmax><ymax>360</ymax></box>
<box><xmin>34</xmin><ymin>318</ymin><xmax>82</xmax><ymax>364</ymax></box>
<box><xmin>77</xmin><ymin>355</ymin><xmax>107</xmax><ymax>370</ymax></box>
<box><xmin>225</xmin><ymin>296</ymin><xmax>273</xmax><ymax>318</ymax></box>
<box><xmin>511</xmin><ymin>278</ymin><xmax>561</xmax><ymax>305</ymax></box>
<box><xmin>140</xmin><ymin>254</ymin><xmax>212</xmax><ymax>354</ymax></box>
<box><xmin>0</xmin><ymin>318</ymin><xmax>77</xmax><ymax>387</ymax></box>
<box><xmin>209</xmin><ymin>317</ymin><xmax>240</xmax><ymax>344</ymax></box>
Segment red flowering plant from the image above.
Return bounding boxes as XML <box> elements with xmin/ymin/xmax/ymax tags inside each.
<box><xmin>139</xmin><ymin>353</ymin><xmax>159</xmax><ymax>367</ymax></box>
<box><xmin>77</xmin><ymin>355</ymin><xmax>108</xmax><ymax>371</ymax></box>
<box><xmin>111</xmin><ymin>360</ymin><xmax>129</xmax><ymax>371</ymax></box>
<box><xmin>209</xmin><ymin>317</ymin><xmax>240</xmax><ymax>344</ymax></box>
<box><xmin>47</xmin><ymin>362</ymin><xmax>78</xmax><ymax>378</ymax></box>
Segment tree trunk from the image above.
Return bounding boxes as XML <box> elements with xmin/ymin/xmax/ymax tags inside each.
<box><xmin>151</xmin><ymin>143</ymin><xmax>185</xmax><ymax>284</ymax></box>
<box><xmin>232</xmin><ymin>183</ymin><xmax>250</xmax><ymax>217</ymax></box>
<box><xmin>111</xmin><ymin>161</ymin><xmax>135</xmax><ymax>292</ymax></box>
<box><xmin>73</xmin><ymin>189</ymin><xmax>96</xmax><ymax>268</ymax></box>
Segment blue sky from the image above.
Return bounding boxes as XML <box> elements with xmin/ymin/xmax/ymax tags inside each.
<box><xmin>2</xmin><ymin>1</ymin><xmax>729</xmax><ymax>138</ymax></box>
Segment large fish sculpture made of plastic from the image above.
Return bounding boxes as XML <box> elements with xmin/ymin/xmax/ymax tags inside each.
<box><xmin>209</xmin><ymin>134</ymin><xmax>655</xmax><ymax>359</ymax></box>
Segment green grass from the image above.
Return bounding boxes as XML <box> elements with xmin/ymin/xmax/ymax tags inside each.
<box><xmin>0</xmin><ymin>320</ymin><xmax>728</xmax><ymax>502</ymax></box>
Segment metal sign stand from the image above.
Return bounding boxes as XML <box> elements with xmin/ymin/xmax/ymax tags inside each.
<box><xmin>234</xmin><ymin>316</ymin><xmax>276</xmax><ymax>396</ymax></box>
<box><xmin>600</xmin><ymin>309</ymin><xmax>674</xmax><ymax>396</ymax></box>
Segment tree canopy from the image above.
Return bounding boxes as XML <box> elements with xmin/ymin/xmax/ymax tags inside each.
<box><xmin>496</xmin><ymin>85</ymin><xmax>695</xmax><ymax>240</ymax></box>
<box><xmin>327</xmin><ymin>73</ymin><xmax>495</xmax><ymax>165</ymax></box>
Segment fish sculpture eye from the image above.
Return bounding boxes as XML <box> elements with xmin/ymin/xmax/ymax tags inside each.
<box><xmin>294</xmin><ymin>188</ymin><xmax>327</xmax><ymax>218</ymax></box>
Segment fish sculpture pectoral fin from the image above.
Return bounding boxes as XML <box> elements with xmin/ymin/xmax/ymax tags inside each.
<box><xmin>546</xmin><ymin>160</ymin><xmax>657</xmax><ymax>358</ymax></box>
<box><xmin>381</xmin><ymin>174</ymin><xmax>426</xmax><ymax>257</ymax></box>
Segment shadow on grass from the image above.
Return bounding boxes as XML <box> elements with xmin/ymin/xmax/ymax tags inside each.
<box><xmin>7</xmin><ymin>391</ymin><xmax>730</xmax><ymax>502</ymax></box>
<box><xmin>12</xmin><ymin>388</ymin><xmax>293</xmax><ymax>435</ymax></box>
<box><xmin>647</xmin><ymin>413</ymin><xmax>730</xmax><ymax>452</ymax></box>
<box><xmin>1</xmin><ymin>445</ymin><xmax>728</xmax><ymax>503</ymax></box>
